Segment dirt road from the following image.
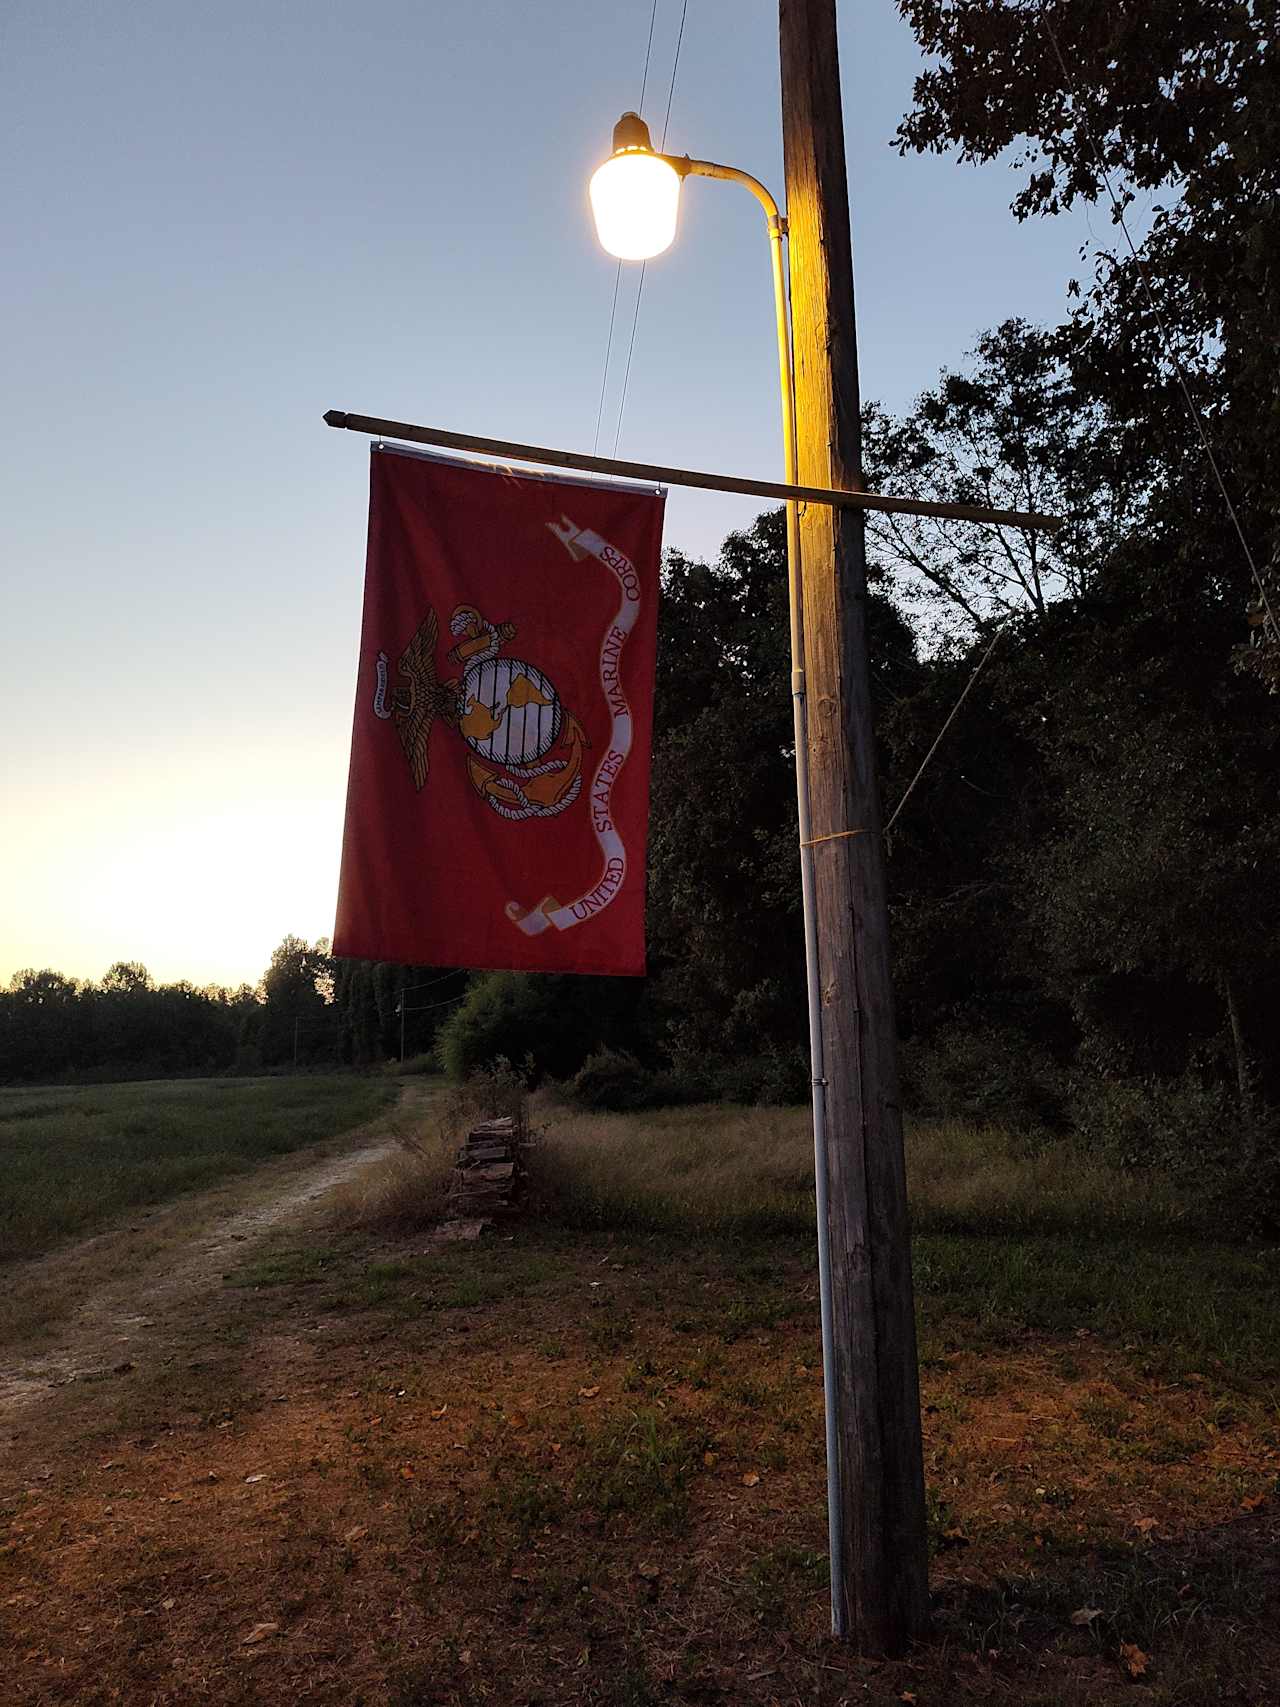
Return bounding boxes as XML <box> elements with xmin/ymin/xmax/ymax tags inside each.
<box><xmin>0</xmin><ymin>1080</ymin><xmax>430</xmax><ymax>1429</ymax></box>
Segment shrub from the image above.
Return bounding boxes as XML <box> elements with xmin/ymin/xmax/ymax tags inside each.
<box><xmin>564</xmin><ymin>1049</ymin><xmax>701</xmax><ymax>1112</ymax></box>
<box><xmin>566</xmin><ymin>1048</ymin><xmax>656</xmax><ymax>1112</ymax></box>
<box><xmin>711</xmin><ymin>1046</ymin><xmax>808</xmax><ymax>1106</ymax></box>
<box><xmin>1070</xmin><ymin>1071</ymin><xmax>1228</xmax><ymax>1172</ymax></box>
<box><xmin>1070</xmin><ymin>1069</ymin><xmax>1279</xmax><ymax>1233</ymax></box>
<box><xmin>434</xmin><ymin>972</ymin><xmax>643</xmax><ymax>1083</ymax></box>
<box><xmin>563</xmin><ymin>1047</ymin><xmax>800</xmax><ymax>1112</ymax></box>
<box><xmin>435</xmin><ymin>1057</ymin><xmax>530</xmax><ymax>1138</ymax></box>
<box><xmin>900</xmin><ymin>1021</ymin><xmax>1066</xmax><ymax>1132</ymax></box>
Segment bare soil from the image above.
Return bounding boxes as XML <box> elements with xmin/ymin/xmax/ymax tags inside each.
<box><xmin>0</xmin><ymin>1082</ymin><xmax>429</xmax><ymax>1420</ymax></box>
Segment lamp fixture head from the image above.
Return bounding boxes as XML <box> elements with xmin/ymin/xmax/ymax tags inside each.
<box><xmin>611</xmin><ymin>110</ymin><xmax>654</xmax><ymax>152</ymax></box>
<box><xmin>589</xmin><ymin>110</ymin><xmax>682</xmax><ymax>261</ymax></box>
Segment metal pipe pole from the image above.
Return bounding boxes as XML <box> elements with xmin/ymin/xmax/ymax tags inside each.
<box><xmin>765</xmin><ymin>202</ymin><xmax>846</xmax><ymax>1641</ymax></box>
<box><xmin>687</xmin><ymin>151</ymin><xmax>845</xmax><ymax>1638</ymax></box>
<box><xmin>781</xmin><ymin>0</ymin><xmax>930</xmax><ymax>1648</ymax></box>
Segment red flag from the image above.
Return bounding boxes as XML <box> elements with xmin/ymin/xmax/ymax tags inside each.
<box><xmin>334</xmin><ymin>447</ymin><xmax>665</xmax><ymax>976</ymax></box>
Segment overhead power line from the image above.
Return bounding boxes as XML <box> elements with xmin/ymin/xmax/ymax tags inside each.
<box><xmin>591</xmin><ymin>0</ymin><xmax>661</xmax><ymax>457</ymax></box>
<box><xmin>612</xmin><ymin>0</ymin><xmax>690</xmax><ymax>460</ymax></box>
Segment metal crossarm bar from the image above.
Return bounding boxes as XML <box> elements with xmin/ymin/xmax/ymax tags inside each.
<box><xmin>323</xmin><ymin>410</ymin><xmax>1063</xmax><ymax>531</ymax></box>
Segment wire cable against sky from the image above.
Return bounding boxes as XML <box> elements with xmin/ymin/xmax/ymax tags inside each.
<box><xmin>591</xmin><ymin>270</ymin><xmax>623</xmax><ymax>455</ymax></box>
<box><xmin>658</xmin><ymin>0</ymin><xmax>688</xmax><ymax>147</ymax></box>
<box><xmin>611</xmin><ymin>0</ymin><xmax>690</xmax><ymax>459</ymax></box>
<box><xmin>637</xmin><ymin>0</ymin><xmax>659</xmax><ymax>114</ymax></box>
<box><xmin>1039</xmin><ymin>4</ymin><xmax>1276</xmax><ymax>637</ymax></box>
<box><xmin>884</xmin><ymin>624</ymin><xmax>1006</xmax><ymax>836</ymax></box>
<box><xmin>399</xmin><ymin>970</ymin><xmax>463</xmax><ymax>998</ymax></box>
<box><xmin>399</xmin><ymin>992</ymin><xmax>468</xmax><ymax>1016</ymax></box>
<box><xmin>591</xmin><ymin>0</ymin><xmax>661</xmax><ymax>456</ymax></box>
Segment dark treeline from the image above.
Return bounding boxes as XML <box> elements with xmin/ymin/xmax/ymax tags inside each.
<box><xmin>0</xmin><ymin>946</ymin><xmax>467</xmax><ymax>1084</ymax></box>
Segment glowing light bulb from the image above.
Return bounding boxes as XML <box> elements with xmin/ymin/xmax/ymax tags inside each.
<box><xmin>588</xmin><ymin>113</ymin><xmax>682</xmax><ymax>261</ymax></box>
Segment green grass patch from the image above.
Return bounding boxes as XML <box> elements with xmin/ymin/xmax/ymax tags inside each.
<box><xmin>572</xmin><ymin>1406</ymin><xmax>714</xmax><ymax>1529</ymax></box>
<box><xmin>914</xmin><ymin>1230</ymin><xmax>1280</xmax><ymax>1384</ymax></box>
<box><xmin>228</xmin><ymin>1244</ymin><xmax>337</xmax><ymax>1288</ymax></box>
<box><xmin>530</xmin><ymin>1097</ymin><xmax>1280</xmax><ymax>1390</ymax></box>
<box><xmin>0</xmin><ymin>1074</ymin><xmax>396</xmax><ymax>1260</ymax></box>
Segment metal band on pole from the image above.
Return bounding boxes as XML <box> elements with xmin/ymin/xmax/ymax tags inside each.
<box><xmin>323</xmin><ymin>411</ymin><xmax>1062</xmax><ymax>532</ymax></box>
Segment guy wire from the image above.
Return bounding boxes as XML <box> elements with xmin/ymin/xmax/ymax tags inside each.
<box><xmin>884</xmin><ymin>624</ymin><xmax>1007</xmax><ymax>836</ymax></box>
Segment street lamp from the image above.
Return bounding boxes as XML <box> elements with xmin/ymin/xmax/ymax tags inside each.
<box><xmin>588</xmin><ymin>111</ymin><xmax>845</xmax><ymax>1630</ymax></box>
<box><xmin>588</xmin><ymin>113</ymin><xmax>683</xmax><ymax>259</ymax></box>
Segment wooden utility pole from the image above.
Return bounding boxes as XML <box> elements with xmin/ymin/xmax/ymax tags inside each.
<box><xmin>779</xmin><ymin>0</ymin><xmax>930</xmax><ymax>1652</ymax></box>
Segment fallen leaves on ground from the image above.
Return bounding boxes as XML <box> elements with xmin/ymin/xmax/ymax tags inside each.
<box><xmin>1119</xmin><ymin>1642</ymin><xmax>1149</xmax><ymax>1678</ymax></box>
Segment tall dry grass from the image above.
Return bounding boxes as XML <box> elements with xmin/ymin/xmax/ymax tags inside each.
<box><xmin>331</xmin><ymin>1099</ymin><xmax>460</xmax><ymax>1235</ymax></box>
<box><xmin>328</xmin><ymin>1121</ymin><xmax>458</xmax><ymax>1234</ymax></box>
<box><xmin>527</xmin><ymin>1094</ymin><xmax>1185</xmax><ymax>1238</ymax></box>
<box><xmin>329</xmin><ymin>1063</ymin><xmax>528</xmax><ymax>1234</ymax></box>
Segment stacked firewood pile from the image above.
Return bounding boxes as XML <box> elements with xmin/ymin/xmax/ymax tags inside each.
<box><xmin>439</xmin><ymin>1114</ymin><xmax>525</xmax><ymax>1237</ymax></box>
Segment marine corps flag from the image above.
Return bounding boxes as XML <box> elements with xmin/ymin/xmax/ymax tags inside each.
<box><xmin>334</xmin><ymin>446</ymin><xmax>665</xmax><ymax>976</ymax></box>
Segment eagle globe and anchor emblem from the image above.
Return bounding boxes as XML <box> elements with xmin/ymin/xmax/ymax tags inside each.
<box><xmin>373</xmin><ymin>604</ymin><xmax>587</xmax><ymax>820</ymax></box>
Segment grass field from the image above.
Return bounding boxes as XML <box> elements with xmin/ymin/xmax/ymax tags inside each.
<box><xmin>0</xmin><ymin>1074</ymin><xmax>396</xmax><ymax>1260</ymax></box>
<box><xmin>531</xmin><ymin>1099</ymin><xmax>1277</xmax><ymax>1384</ymax></box>
<box><xmin>3</xmin><ymin>1090</ymin><xmax>1277</xmax><ymax>1704</ymax></box>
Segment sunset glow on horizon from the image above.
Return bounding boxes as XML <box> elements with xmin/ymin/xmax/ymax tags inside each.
<box><xmin>2</xmin><ymin>747</ymin><xmax>346</xmax><ymax>991</ymax></box>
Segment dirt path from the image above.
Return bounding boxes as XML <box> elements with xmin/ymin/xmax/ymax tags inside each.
<box><xmin>0</xmin><ymin>1080</ymin><xmax>432</xmax><ymax>1429</ymax></box>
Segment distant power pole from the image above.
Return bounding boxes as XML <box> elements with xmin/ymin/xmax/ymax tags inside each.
<box><xmin>293</xmin><ymin>1015</ymin><xmax>300</xmax><ymax>1070</ymax></box>
<box><xmin>779</xmin><ymin>0</ymin><xmax>930</xmax><ymax>1651</ymax></box>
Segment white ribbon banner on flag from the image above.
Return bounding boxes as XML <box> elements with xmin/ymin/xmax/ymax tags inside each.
<box><xmin>505</xmin><ymin>515</ymin><xmax>642</xmax><ymax>936</ymax></box>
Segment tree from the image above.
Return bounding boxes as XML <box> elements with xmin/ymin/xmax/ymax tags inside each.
<box><xmin>329</xmin><ymin>958</ymin><xmax>468</xmax><ymax>1064</ymax></box>
<box><xmin>1</xmin><ymin>969</ymin><xmax>85</xmax><ymax>1082</ymax></box>
<box><xmin>863</xmin><ymin>319</ymin><xmax>1148</xmax><ymax>644</ymax></box>
<box><xmin>895</xmin><ymin>0</ymin><xmax>1280</xmax><ymax>679</ymax></box>
<box><xmin>99</xmin><ymin>960</ymin><xmax>153</xmax><ymax>994</ymax></box>
<box><xmin>646</xmin><ymin>509</ymin><xmax>918</xmax><ymax>1078</ymax></box>
<box><xmin>434</xmin><ymin>971</ymin><xmax>643</xmax><ymax>1084</ymax></box>
<box><xmin>1021</xmin><ymin>542</ymin><xmax>1280</xmax><ymax>1156</ymax></box>
<box><xmin>257</xmin><ymin>935</ymin><xmax>337</xmax><ymax>1066</ymax></box>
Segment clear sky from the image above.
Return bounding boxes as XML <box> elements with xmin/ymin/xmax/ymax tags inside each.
<box><xmin>1</xmin><ymin>0</ymin><xmax>1093</xmax><ymax>991</ymax></box>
